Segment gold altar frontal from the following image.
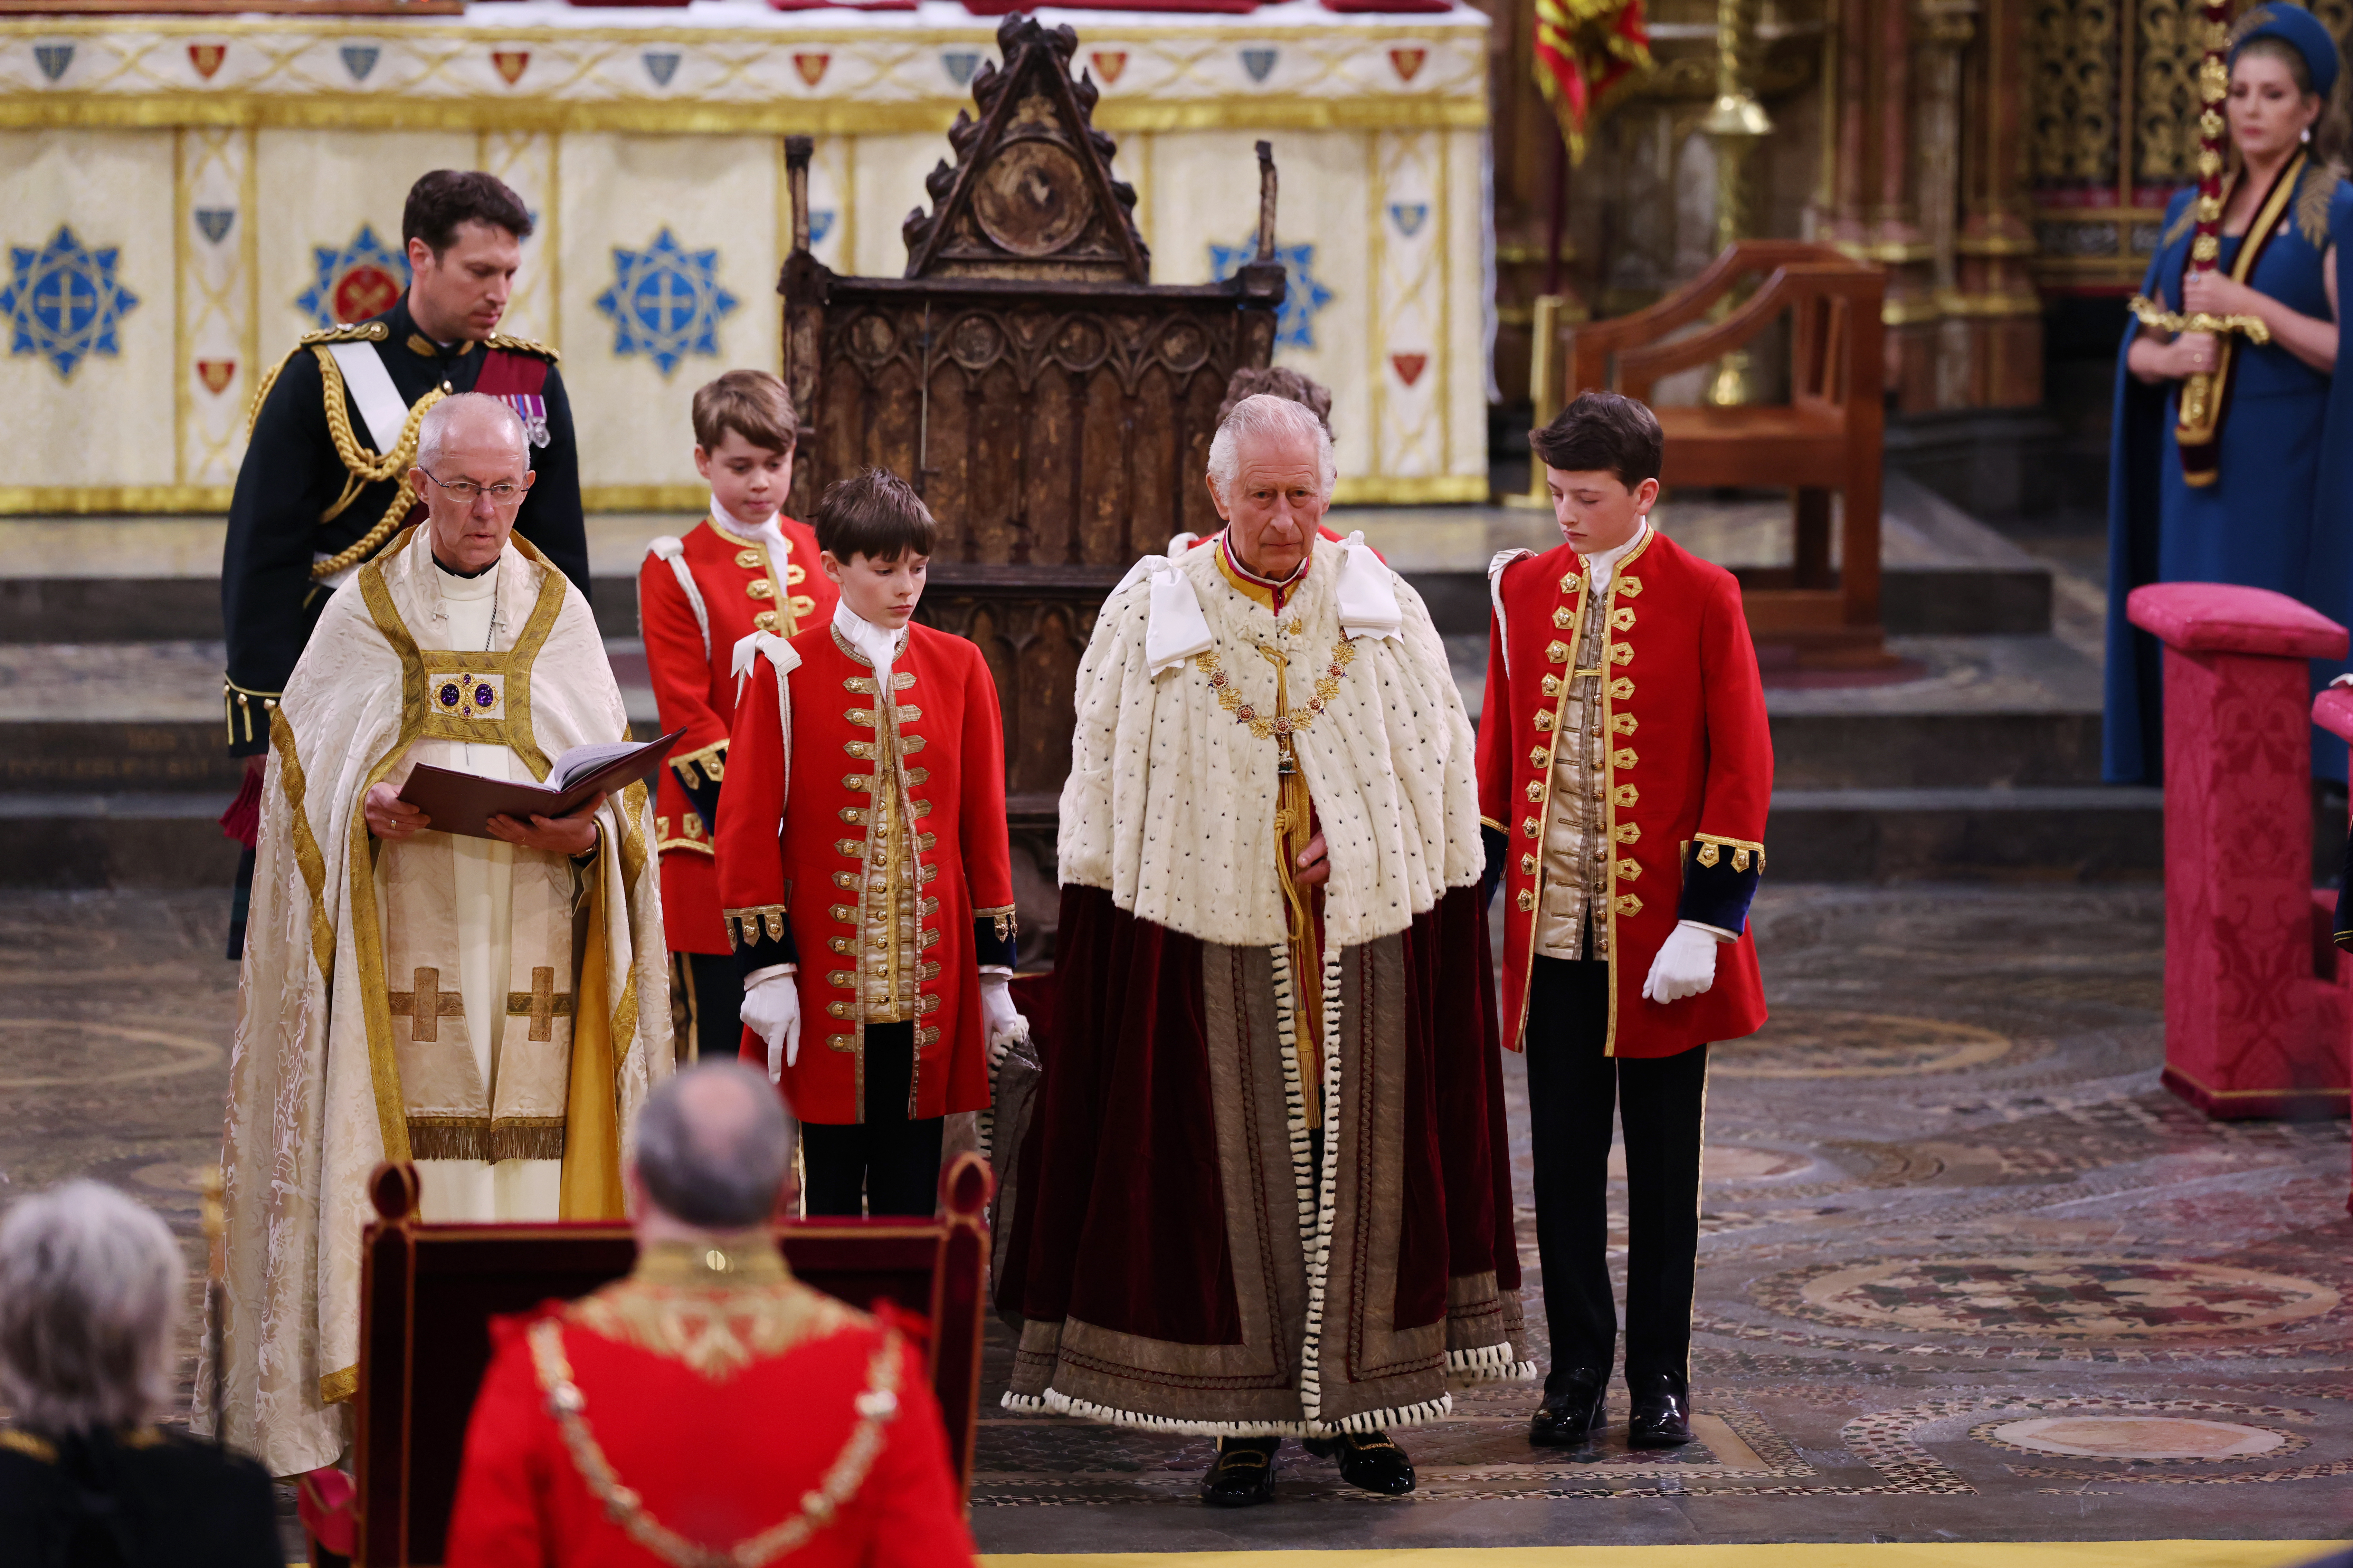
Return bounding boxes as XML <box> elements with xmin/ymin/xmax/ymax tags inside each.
<box><xmin>0</xmin><ymin>0</ymin><xmax>1489</xmax><ymax>514</ymax></box>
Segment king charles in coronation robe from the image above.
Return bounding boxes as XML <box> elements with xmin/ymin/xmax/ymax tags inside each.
<box><xmin>998</xmin><ymin>397</ymin><xmax>1527</xmax><ymax>1488</ymax></box>
<box><xmin>199</xmin><ymin>398</ymin><xmax>669</xmax><ymax>1477</ymax></box>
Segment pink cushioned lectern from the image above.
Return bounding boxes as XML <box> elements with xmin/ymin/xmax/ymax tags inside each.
<box><xmin>2127</xmin><ymin>582</ymin><xmax>2351</xmax><ymax>1120</ymax></box>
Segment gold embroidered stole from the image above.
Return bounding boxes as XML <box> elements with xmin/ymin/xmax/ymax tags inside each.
<box><xmin>358</xmin><ymin>549</ymin><xmax>583</xmax><ymax>1163</ymax></box>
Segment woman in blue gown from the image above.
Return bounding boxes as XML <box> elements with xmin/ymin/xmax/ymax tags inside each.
<box><xmin>2105</xmin><ymin>4</ymin><xmax>2353</xmax><ymax>784</ymax></box>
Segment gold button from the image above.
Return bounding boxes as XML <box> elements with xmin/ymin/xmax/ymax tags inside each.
<box><xmin>440</xmin><ymin>380</ymin><xmax>453</xmax><ymax>393</ymax></box>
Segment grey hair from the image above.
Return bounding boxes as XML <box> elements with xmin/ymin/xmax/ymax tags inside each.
<box><xmin>0</xmin><ymin>1181</ymin><xmax>184</xmax><ymax>1435</ymax></box>
<box><xmin>416</xmin><ymin>391</ymin><xmax>528</xmax><ymax>472</ymax></box>
<box><xmin>633</xmin><ymin>1061</ymin><xmax>795</xmax><ymax>1230</ymax></box>
<box><xmin>1206</xmin><ymin>392</ymin><xmax>1338</xmax><ymax>504</ymax></box>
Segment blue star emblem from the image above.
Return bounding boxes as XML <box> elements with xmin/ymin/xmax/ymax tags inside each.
<box><xmin>1207</xmin><ymin>237</ymin><xmax>1334</xmax><ymax>352</ymax></box>
<box><xmin>297</xmin><ymin>223</ymin><xmax>410</xmax><ymax>327</ymax></box>
<box><xmin>1</xmin><ymin>226</ymin><xmax>138</xmax><ymax>380</ymax></box>
<box><xmin>595</xmin><ymin>229</ymin><xmax>738</xmax><ymax>377</ymax></box>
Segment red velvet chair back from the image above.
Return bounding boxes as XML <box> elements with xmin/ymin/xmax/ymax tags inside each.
<box><xmin>352</xmin><ymin>1154</ymin><xmax>992</xmax><ymax>1567</ymax></box>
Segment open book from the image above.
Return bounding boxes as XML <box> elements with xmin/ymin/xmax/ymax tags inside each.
<box><xmin>396</xmin><ymin>729</ymin><xmax>683</xmax><ymax>842</ymax></box>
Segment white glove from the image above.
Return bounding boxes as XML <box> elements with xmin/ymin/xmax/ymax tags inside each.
<box><xmin>979</xmin><ymin>973</ymin><xmax>1028</xmax><ymax>1050</ymax></box>
<box><xmin>740</xmin><ymin>968</ymin><xmax>801</xmax><ymax>1082</ymax></box>
<box><xmin>1641</xmin><ymin>922</ymin><xmax>1721</xmax><ymax>1005</ymax></box>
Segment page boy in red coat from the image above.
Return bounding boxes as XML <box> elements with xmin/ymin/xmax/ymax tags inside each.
<box><xmin>717</xmin><ymin>468</ymin><xmax>1024</xmax><ymax>1217</ymax></box>
<box><xmin>1477</xmin><ymin>391</ymin><xmax>1773</xmax><ymax>1452</ymax></box>
<box><xmin>638</xmin><ymin>371</ymin><xmax>838</xmax><ymax>1064</ymax></box>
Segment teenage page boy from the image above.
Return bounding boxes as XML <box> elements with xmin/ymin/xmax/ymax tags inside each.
<box><xmin>717</xmin><ymin>468</ymin><xmax>1025</xmax><ymax>1217</ymax></box>
<box><xmin>638</xmin><ymin>371</ymin><xmax>838</xmax><ymax>1063</ymax></box>
<box><xmin>1477</xmin><ymin>391</ymin><xmax>1773</xmax><ymax>1451</ymax></box>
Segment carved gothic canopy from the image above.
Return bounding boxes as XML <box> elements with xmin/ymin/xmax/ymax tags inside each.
<box><xmin>901</xmin><ymin>16</ymin><xmax>1151</xmax><ymax>284</ymax></box>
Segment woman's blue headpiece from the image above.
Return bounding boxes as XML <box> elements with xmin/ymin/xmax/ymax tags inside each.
<box><xmin>2231</xmin><ymin>3</ymin><xmax>2341</xmax><ymax>100</ymax></box>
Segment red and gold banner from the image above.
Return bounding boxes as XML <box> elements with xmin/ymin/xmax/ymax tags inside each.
<box><xmin>1533</xmin><ymin>0</ymin><xmax>1653</xmax><ymax>163</ymax></box>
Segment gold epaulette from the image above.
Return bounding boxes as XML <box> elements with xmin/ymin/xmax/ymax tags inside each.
<box><xmin>300</xmin><ymin>321</ymin><xmax>390</xmax><ymax>347</ymax></box>
<box><xmin>483</xmin><ymin>332</ymin><xmax>559</xmax><ymax>363</ymax></box>
<box><xmin>245</xmin><ymin>321</ymin><xmax>391</xmax><ymax>436</ymax></box>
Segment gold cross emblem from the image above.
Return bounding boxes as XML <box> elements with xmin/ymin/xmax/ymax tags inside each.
<box><xmin>504</xmin><ymin>966</ymin><xmax>576</xmax><ymax>1042</ymax></box>
<box><xmin>388</xmin><ymin>967</ymin><xmax>466</xmax><ymax>1042</ymax></box>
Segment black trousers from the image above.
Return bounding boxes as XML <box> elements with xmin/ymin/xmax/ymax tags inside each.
<box><xmin>681</xmin><ymin>952</ymin><xmax>746</xmax><ymax>1065</ymax></box>
<box><xmin>1524</xmin><ymin>954</ymin><xmax>1709</xmax><ymax>1396</ymax></box>
<box><xmin>226</xmin><ymin>847</ymin><xmax>256</xmax><ymax>961</ymax></box>
<box><xmin>799</xmin><ymin>1021</ymin><xmax>944</xmax><ymax>1218</ymax></box>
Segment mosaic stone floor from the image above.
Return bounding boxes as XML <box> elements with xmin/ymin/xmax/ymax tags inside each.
<box><xmin>0</xmin><ymin>885</ymin><xmax>2346</xmax><ymax>1553</ymax></box>
<box><xmin>966</xmin><ymin>883</ymin><xmax>2353</xmax><ymax>1551</ymax></box>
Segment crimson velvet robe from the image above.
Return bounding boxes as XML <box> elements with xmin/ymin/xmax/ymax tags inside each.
<box><xmin>995</xmin><ymin>532</ymin><xmax>1527</xmax><ymax>1435</ymax></box>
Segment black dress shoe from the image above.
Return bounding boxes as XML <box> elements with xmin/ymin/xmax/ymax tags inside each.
<box><xmin>1529</xmin><ymin>1367</ymin><xmax>1609</xmax><ymax>1448</ymax></box>
<box><xmin>1626</xmin><ymin>1381</ymin><xmax>1693</xmax><ymax>1449</ymax></box>
<box><xmin>1301</xmin><ymin>1430</ymin><xmax>1416</xmax><ymax>1494</ymax></box>
<box><xmin>1201</xmin><ymin>1437</ymin><xmax>1279</xmax><ymax>1506</ymax></box>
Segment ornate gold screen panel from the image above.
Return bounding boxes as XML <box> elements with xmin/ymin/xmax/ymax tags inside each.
<box><xmin>2029</xmin><ymin>0</ymin><xmax>2351</xmax><ymax>290</ymax></box>
<box><xmin>2029</xmin><ymin>0</ymin><xmax>2121</xmax><ymax>189</ymax></box>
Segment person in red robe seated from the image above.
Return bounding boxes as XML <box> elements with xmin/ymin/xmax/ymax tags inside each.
<box><xmin>996</xmin><ymin>394</ymin><xmax>1528</xmax><ymax>1506</ymax></box>
<box><xmin>1478</xmin><ymin>391</ymin><xmax>1773</xmax><ymax>1451</ymax></box>
<box><xmin>442</xmin><ymin>1061</ymin><xmax>977</xmax><ymax>1568</ymax></box>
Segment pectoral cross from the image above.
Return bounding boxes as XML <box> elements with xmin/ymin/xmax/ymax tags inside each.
<box><xmin>504</xmin><ymin>966</ymin><xmax>576</xmax><ymax>1042</ymax></box>
<box><xmin>388</xmin><ymin>967</ymin><xmax>466</xmax><ymax>1042</ymax></box>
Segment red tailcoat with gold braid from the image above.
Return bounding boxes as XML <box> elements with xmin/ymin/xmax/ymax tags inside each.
<box><xmin>1477</xmin><ymin>529</ymin><xmax>1772</xmax><ymax>1059</ymax></box>
<box><xmin>638</xmin><ymin>515</ymin><xmax>834</xmax><ymax>955</ymax></box>
<box><xmin>442</xmin><ymin>1239</ymin><xmax>975</xmax><ymax>1568</ymax></box>
<box><xmin>715</xmin><ymin>620</ymin><xmax>1015</xmax><ymax>1125</ymax></box>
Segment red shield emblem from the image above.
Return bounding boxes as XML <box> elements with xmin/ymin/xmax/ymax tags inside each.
<box><xmin>188</xmin><ymin>43</ymin><xmax>227</xmax><ymax>79</ymax></box>
<box><xmin>1390</xmin><ymin>353</ymin><xmax>1428</xmax><ymax>388</ymax></box>
<box><xmin>1389</xmin><ymin>47</ymin><xmax>1427</xmax><ymax>83</ymax></box>
<box><xmin>1091</xmin><ymin>50</ymin><xmax>1127</xmax><ymax>85</ymax></box>
<box><xmin>491</xmin><ymin>49</ymin><xmax>530</xmax><ymax>86</ymax></box>
<box><xmin>196</xmin><ymin>359</ymin><xmax>237</xmax><ymax>395</ymax></box>
<box><xmin>794</xmin><ymin>52</ymin><xmax>830</xmax><ymax>87</ymax></box>
<box><xmin>333</xmin><ymin>266</ymin><xmax>403</xmax><ymax>323</ymax></box>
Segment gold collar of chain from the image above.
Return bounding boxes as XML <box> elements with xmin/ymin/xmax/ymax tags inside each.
<box><xmin>528</xmin><ymin>1316</ymin><xmax>902</xmax><ymax>1568</ymax></box>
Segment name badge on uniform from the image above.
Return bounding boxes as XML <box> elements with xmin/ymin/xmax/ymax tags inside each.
<box><xmin>497</xmin><ymin>393</ymin><xmax>551</xmax><ymax>450</ymax></box>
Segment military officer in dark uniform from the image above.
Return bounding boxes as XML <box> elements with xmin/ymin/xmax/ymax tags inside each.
<box><xmin>220</xmin><ymin>169</ymin><xmax>591</xmax><ymax>957</ymax></box>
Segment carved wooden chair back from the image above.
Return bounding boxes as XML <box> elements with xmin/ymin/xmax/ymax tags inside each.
<box><xmin>1562</xmin><ymin>242</ymin><xmax>1891</xmax><ymax>668</ymax></box>
<box><xmin>774</xmin><ymin>15</ymin><xmax>1283</xmax><ymax>852</ymax></box>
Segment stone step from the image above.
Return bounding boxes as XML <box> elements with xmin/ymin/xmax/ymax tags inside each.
<box><xmin>0</xmin><ymin>784</ymin><xmax>2170</xmax><ymax>890</ymax></box>
<box><xmin>0</xmin><ymin>701</ymin><xmax>2107</xmax><ymax>795</ymax></box>
<box><xmin>0</xmin><ymin>793</ymin><xmax>240</xmax><ymax>890</ymax></box>
<box><xmin>0</xmin><ymin>565</ymin><xmax>2052</xmax><ymax>642</ymax></box>
<box><xmin>1407</xmin><ymin>563</ymin><xmax>2049</xmax><ymax>639</ymax></box>
<box><xmin>1767</xmin><ymin>786</ymin><xmax>2164</xmax><ymax>882</ymax></box>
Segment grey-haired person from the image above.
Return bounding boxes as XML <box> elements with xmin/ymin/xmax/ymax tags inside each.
<box><xmin>0</xmin><ymin>1181</ymin><xmax>278</xmax><ymax>1568</ymax></box>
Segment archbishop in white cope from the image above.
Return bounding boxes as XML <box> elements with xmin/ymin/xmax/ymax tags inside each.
<box><xmin>200</xmin><ymin>394</ymin><xmax>668</xmax><ymax>1476</ymax></box>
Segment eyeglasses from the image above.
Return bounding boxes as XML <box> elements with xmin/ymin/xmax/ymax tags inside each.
<box><xmin>421</xmin><ymin>470</ymin><xmax>532</xmax><ymax>506</ymax></box>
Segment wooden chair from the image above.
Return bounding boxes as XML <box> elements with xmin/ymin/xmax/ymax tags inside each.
<box><xmin>1564</xmin><ymin>241</ymin><xmax>1889</xmax><ymax>667</ymax></box>
<box><xmin>349</xmin><ymin>1154</ymin><xmax>993</xmax><ymax>1566</ymax></box>
<box><xmin>776</xmin><ymin>14</ymin><xmax>1283</xmax><ymax>887</ymax></box>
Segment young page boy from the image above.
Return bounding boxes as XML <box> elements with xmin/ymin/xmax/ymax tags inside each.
<box><xmin>717</xmin><ymin>468</ymin><xmax>1025</xmax><ymax>1217</ymax></box>
<box><xmin>638</xmin><ymin>371</ymin><xmax>838</xmax><ymax>1064</ymax></box>
<box><xmin>1477</xmin><ymin>391</ymin><xmax>1773</xmax><ymax>1451</ymax></box>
